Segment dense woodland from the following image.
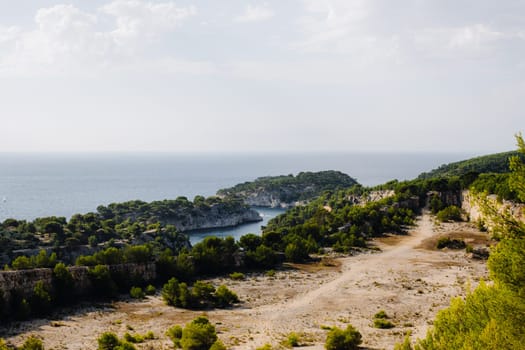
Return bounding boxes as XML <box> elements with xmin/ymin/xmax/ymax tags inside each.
<box><xmin>1</xmin><ymin>139</ymin><xmax>525</xmax><ymax>349</ymax></box>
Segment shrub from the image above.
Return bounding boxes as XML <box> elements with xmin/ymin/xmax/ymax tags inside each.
<box><xmin>162</xmin><ymin>277</ymin><xmax>180</xmax><ymax>306</ymax></box>
<box><xmin>52</xmin><ymin>262</ymin><xmax>74</xmax><ymax>304</ymax></box>
<box><xmin>373</xmin><ymin>318</ymin><xmax>395</xmax><ymax>329</ymax></box>
<box><xmin>145</xmin><ymin>285</ymin><xmax>156</xmax><ymax>295</ymax></box>
<box><xmin>286</xmin><ymin>332</ymin><xmax>300</xmax><ymax>347</ymax></box>
<box><xmin>114</xmin><ymin>343</ymin><xmax>136</xmax><ymax>350</ymax></box>
<box><xmin>436</xmin><ymin>206</ymin><xmax>463</xmax><ymax>222</ymax></box>
<box><xmin>129</xmin><ymin>287</ymin><xmax>145</xmax><ymax>300</ymax></box>
<box><xmin>89</xmin><ymin>265</ymin><xmax>117</xmax><ymax>298</ymax></box>
<box><xmin>394</xmin><ymin>335</ymin><xmax>413</xmax><ymax>350</ymax></box>
<box><xmin>20</xmin><ymin>336</ymin><xmax>44</xmax><ymax>350</ymax></box>
<box><xmin>123</xmin><ymin>333</ymin><xmax>144</xmax><ymax>344</ymax></box>
<box><xmin>180</xmin><ymin>316</ymin><xmax>218</xmax><ymax>350</ymax></box>
<box><xmin>256</xmin><ymin>344</ymin><xmax>273</xmax><ymax>350</ymax></box>
<box><xmin>166</xmin><ymin>325</ymin><xmax>183</xmax><ymax>347</ymax></box>
<box><xmin>214</xmin><ymin>285</ymin><xmax>239</xmax><ymax>307</ymax></box>
<box><xmin>229</xmin><ymin>272</ymin><xmax>245</xmax><ymax>280</ymax></box>
<box><xmin>436</xmin><ymin>237</ymin><xmax>466</xmax><ymax>250</ymax></box>
<box><xmin>374</xmin><ymin>310</ymin><xmax>388</xmax><ymax>319</ymax></box>
<box><xmin>30</xmin><ymin>281</ymin><xmax>52</xmax><ymax>316</ymax></box>
<box><xmin>325</xmin><ymin>325</ymin><xmax>362</xmax><ymax>350</ymax></box>
<box><xmin>97</xmin><ymin>332</ymin><xmax>120</xmax><ymax>350</ymax></box>
<box><xmin>144</xmin><ymin>331</ymin><xmax>155</xmax><ymax>340</ymax></box>
<box><xmin>209</xmin><ymin>340</ymin><xmax>227</xmax><ymax>350</ymax></box>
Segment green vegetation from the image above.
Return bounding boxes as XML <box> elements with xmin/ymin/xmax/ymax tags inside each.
<box><xmin>229</xmin><ymin>272</ymin><xmax>245</xmax><ymax>280</ymax></box>
<box><xmin>263</xmin><ymin>186</ymin><xmax>418</xmax><ymax>256</ymax></box>
<box><xmin>436</xmin><ymin>237</ymin><xmax>466</xmax><ymax>250</ymax></box>
<box><xmin>417</xmin><ymin>151</ymin><xmax>523</xmax><ymax>180</ymax></box>
<box><xmin>217</xmin><ymin>170</ymin><xmax>358</xmax><ymax>204</ymax></box>
<box><xmin>162</xmin><ymin>278</ymin><xmax>239</xmax><ymax>309</ymax></box>
<box><xmin>324</xmin><ymin>324</ymin><xmax>362</xmax><ymax>350</ymax></box>
<box><xmin>145</xmin><ymin>284</ymin><xmax>156</xmax><ymax>295</ymax></box>
<box><xmin>285</xmin><ymin>332</ymin><xmax>300</xmax><ymax>347</ymax></box>
<box><xmin>97</xmin><ymin>332</ymin><xmax>139</xmax><ymax>350</ymax></box>
<box><xmin>129</xmin><ymin>287</ymin><xmax>145</xmax><ymax>299</ymax></box>
<box><xmin>435</xmin><ymin>206</ymin><xmax>463</xmax><ymax>222</ymax></box>
<box><xmin>173</xmin><ymin>316</ymin><xmax>222</xmax><ymax>350</ymax></box>
<box><xmin>373</xmin><ymin>318</ymin><xmax>395</xmax><ymax>329</ymax></box>
<box><xmin>373</xmin><ymin>310</ymin><xmax>395</xmax><ymax>329</ymax></box>
<box><xmin>412</xmin><ymin>134</ymin><xmax>525</xmax><ymax>349</ymax></box>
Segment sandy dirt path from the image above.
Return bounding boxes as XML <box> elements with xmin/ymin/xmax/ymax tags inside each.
<box><xmin>4</xmin><ymin>213</ymin><xmax>489</xmax><ymax>350</ymax></box>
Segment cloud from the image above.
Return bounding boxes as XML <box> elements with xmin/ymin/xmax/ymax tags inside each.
<box><xmin>448</xmin><ymin>24</ymin><xmax>503</xmax><ymax>49</ymax></box>
<box><xmin>235</xmin><ymin>4</ymin><xmax>274</xmax><ymax>23</ymax></box>
<box><xmin>0</xmin><ymin>1</ymin><xmax>197</xmax><ymax>76</ymax></box>
<box><xmin>100</xmin><ymin>0</ymin><xmax>196</xmax><ymax>41</ymax></box>
<box><xmin>295</xmin><ymin>0</ymin><xmax>372</xmax><ymax>53</ymax></box>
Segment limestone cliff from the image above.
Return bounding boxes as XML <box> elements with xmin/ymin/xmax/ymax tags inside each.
<box><xmin>461</xmin><ymin>190</ymin><xmax>525</xmax><ymax>227</ymax></box>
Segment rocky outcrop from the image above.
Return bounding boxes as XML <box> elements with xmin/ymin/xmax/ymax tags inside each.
<box><xmin>235</xmin><ymin>190</ymin><xmax>307</xmax><ymax>208</ymax></box>
<box><xmin>461</xmin><ymin>190</ymin><xmax>525</xmax><ymax>227</ymax></box>
<box><xmin>163</xmin><ymin>205</ymin><xmax>262</xmax><ymax>231</ymax></box>
<box><xmin>0</xmin><ymin>263</ymin><xmax>156</xmax><ymax>313</ymax></box>
<box><xmin>346</xmin><ymin>190</ymin><xmax>396</xmax><ymax>206</ymax></box>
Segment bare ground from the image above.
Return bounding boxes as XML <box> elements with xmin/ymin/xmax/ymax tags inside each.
<box><xmin>4</xmin><ymin>213</ymin><xmax>490</xmax><ymax>349</ymax></box>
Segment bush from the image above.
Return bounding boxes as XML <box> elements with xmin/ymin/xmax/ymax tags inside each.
<box><xmin>123</xmin><ymin>333</ymin><xmax>144</xmax><ymax>344</ymax></box>
<box><xmin>436</xmin><ymin>237</ymin><xmax>466</xmax><ymax>250</ymax></box>
<box><xmin>114</xmin><ymin>342</ymin><xmax>136</xmax><ymax>350</ymax></box>
<box><xmin>373</xmin><ymin>318</ymin><xmax>395</xmax><ymax>329</ymax></box>
<box><xmin>286</xmin><ymin>332</ymin><xmax>300</xmax><ymax>347</ymax></box>
<box><xmin>256</xmin><ymin>344</ymin><xmax>273</xmax><ymax>350</ymax></box>
<box><xmin>145</xmin><ymin>285</ymin><xmax>156</xmax><ymax>295</ymax></box>
<box><xmin>214</xmin><ymin>285</ymin><xmax>239</xmax><ymax>307</ymax></box>
<box><xmin>97</xmin><ymin>332</ymin><xmax>120</xmax><ymax>350</ymax></box>
<box><xmin>325</xmin><ymin>325</ymin><xmax>362</xmax><ymax>350</ymax></box>
<box><xmin>88</xmin><ymin>265</ymin><xmax>117</xmax><ymax>298</ymax></box>
<box><xmin>129</xmin><ymin>287</ymin><xmax>145</xmax><ymax>300</ymax></box>
<box><xmin>229</xmin><ymin>272</ymin><xmax>245</xmax><ymax>280</ymax></box>
<box><xmin>209</xmin><ymin>340</ymin><xmax>227</xmax><ymax>350</ymax></box>
<box><xmin>436</xmin><ymin>206</ymin><xmax>463</xmax><ymax>222</ymax></box>
<box><xmin>394</xmin><ymin>335</ymin><xmax>413</xmax><ymax>350</ymax></box>
<box><xmin>162</xmin><ymin>277</ymin><xmax>180</xmax><ymax>306</ymax></box>
<box><xmin>374</xmin><ymin>310</ymin><xmax>388</xmax><ymax>319</ymax></box>
<box><xmin>20</xmin><ymin>336</ymin><xmax>44</xmax><ymax>350</ymax></box>
<box><xmin>180</xmin><ymin>316</ymin><xmax>218</xmax><ymax>350</ymax></box>
<box><xmin>30</xmin><ymin>281</ymin><xmax>52</xmax><ymax>316</ymax></box>
<box><xmin>167</xmin><ymin>325</ymin><xmax>183</xmax><ymax>347</ymax></box>
<box><xmin>52</xmin><ymin>262</ymin><xmax>74</xmax><ymax>305</ymax></box>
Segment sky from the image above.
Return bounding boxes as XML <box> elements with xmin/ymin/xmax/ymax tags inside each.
<box><xmin>0</xmin><ymin>0</ymin><xmax>524</xmax><ymax>153</ymax></box>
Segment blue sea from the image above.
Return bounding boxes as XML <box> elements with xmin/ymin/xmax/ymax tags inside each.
<box><xmin>0</xmin><ymin>152</ymin><xmax>474</xmax><ymax>242</ymax></box>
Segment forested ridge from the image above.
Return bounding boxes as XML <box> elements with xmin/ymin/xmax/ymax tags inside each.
<box><xmin>217</xmin><ymin>170</ymin><xmax>358</xmax><ymax>205</ymax></box>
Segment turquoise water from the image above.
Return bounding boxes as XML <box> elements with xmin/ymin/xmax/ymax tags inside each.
<box><xmin>187</xmin><ymin>207</ymin><xmax>286</xmax><ymax>245</ymax></box>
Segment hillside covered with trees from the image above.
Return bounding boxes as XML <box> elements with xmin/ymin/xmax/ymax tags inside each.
<box><xmin>417</xmin><ymin>151</ymin><xmax>524</xmax><ymax>180</ymax></box>
<box><xmin>217</xmin><ymin>170</ymin><xmax>358</xmax><ymax>207</ymax></box>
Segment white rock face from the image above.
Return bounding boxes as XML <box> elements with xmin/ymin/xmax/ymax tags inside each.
<box><xmin>163</xmin><ymin>206</ymin><xmax>262</xmax><ymax>232</ymax></box>
<box><xmin>461</xmin><ymin>190</ymin><xmax>525</xmax><ymax>227</ymax></box>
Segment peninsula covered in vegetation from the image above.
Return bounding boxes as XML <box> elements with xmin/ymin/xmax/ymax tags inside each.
<box><xmin>217</xmin><ymin>170</ymin><xmax>358</xmax><ymax>207</ymax></box>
